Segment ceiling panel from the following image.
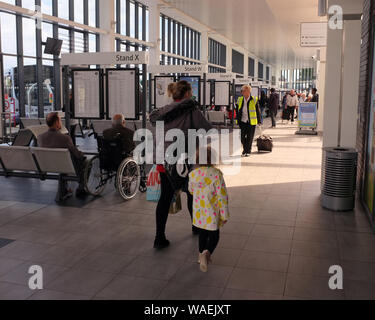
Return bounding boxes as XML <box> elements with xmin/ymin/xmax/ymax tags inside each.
<box><xmin>163</xmin><ymin>0</ymin><xmax>326</xmax><ymax>68</ymax></box>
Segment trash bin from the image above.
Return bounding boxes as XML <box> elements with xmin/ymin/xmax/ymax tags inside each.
<box><xmin>321</xmin><ymin>147</ymin><xmax>358</xmax><ymax>212</ymax></box>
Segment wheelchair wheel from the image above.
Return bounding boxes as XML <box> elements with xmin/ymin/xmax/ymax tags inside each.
<box><xmin>84</xmin><ymin>156</ymin><xmax>106</xmax><ymax>196</ymax></box>
<box><xmin>116</xmin><ymin>158</ymin><xmax>140</xmax><ymax>201</ymax></box>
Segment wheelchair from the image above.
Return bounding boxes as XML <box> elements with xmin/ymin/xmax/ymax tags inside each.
<box><xmin>84</xmin><ymin>135</ymin><xmax>147</xmax><ymax>201</ymax></box>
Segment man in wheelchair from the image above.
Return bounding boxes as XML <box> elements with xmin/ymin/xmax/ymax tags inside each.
<box><xmin>103</xmin><ymin>115</ymin><xmax>135</xmax><ymax>154</ymax></box>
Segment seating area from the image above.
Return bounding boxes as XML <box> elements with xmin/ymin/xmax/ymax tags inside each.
<box><xmin>0</xmin><ymin>146</ymin><xmax>82</xmax><ymax>202</ymax></box>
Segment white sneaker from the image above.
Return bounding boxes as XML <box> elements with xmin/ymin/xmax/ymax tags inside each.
<box><xmin>200</xmin><ymin>251</ymin><xmax>209</xmax><ymax>272</ymax></box>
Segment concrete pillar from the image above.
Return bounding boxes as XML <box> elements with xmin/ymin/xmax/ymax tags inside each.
<box><xmin>148</xmin><ymin>1</ymin><xmax>160</xmax><ymax>65</ymax></box>
<box><xmin>99</xmin><ymin>0</ymin><xmax>115</xmax><ymax>52</ymax></box>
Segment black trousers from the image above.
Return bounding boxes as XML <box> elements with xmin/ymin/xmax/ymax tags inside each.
<box><xmin>287</xmin><ymin>106</ymin><xmax>295</xmax><ymax>122</ymax></box>
<box><xmin>155</xmin><ymin>172</ymin><xmax>193</xmax><ymax>240</ymax></box>
<box><xmin>270</xmin><ymin>109</ymin><xmax>277</xmax><ymax>127</ymax></box>
<box><xmin>199</xmin><ymin>229</ymin><xmax>220</xmax><ymax>254</ymax></box>
<box><xmin>239</xmin><ymin>122</ymin><xmax>256</xmax><ymax>154</ymax></box>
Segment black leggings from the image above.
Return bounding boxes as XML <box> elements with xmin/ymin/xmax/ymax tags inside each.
<box><xmin>155</xmin><ymin>172</ymin><xmax>193</xmax><ymax>240</ymax></box>
<box><xmin>199</xmin><ymin>229</ymin><xmax>220</xmax><ymax>254</ymax></box>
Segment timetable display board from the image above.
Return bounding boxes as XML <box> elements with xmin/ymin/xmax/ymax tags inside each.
<box><xmin>72</xmin><ymin>69</ymin><xmax>103</xmax><ymax>119</ymax></box>
<box><xmin>214</xmin><ymin>81</ymin><xmax>231</xmax><ymax>106</ymax></box>
<box><xmin>106</xmin><ymin>68</ymin><xmax>139</xmax><ymax>120</ymax></box>
<box><xmin>179</xmin><ymin>76</ymin><xmax>201</xmax><ymax>105</ymax></box>
<box><xmin>200</xmin><ymin>81</ymin><xmax>211</xmax><ymax>106</ymax></box>
<box><xmin>252</xmin><ymin>87</ymin><xmax>259</xmax><ymax>100</ymax></box>
<box><xmin>154</xmin><ymin>76</ymin><xmax>175</xmax><ymax>109</ymax></box>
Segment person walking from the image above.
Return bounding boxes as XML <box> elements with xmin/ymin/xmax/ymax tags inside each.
<box><xmin>286</xmin><ymin>90</ymin><xmax>299</xmax><ymax>124</ymax></box>
<box><xmin>311</xmin><ymin>88</ymin><xmax>319</xmax><ymax>109</ymax></box>
<box><xmin>150</xmin><ymin>81</ymin><xmax>213</xmax><ymax>249</ymax></box>
<box><xmin>236</xmin><ymin>85</ymin><xmax>261</xmax><ymax>157</ymax></box>
<box><xmin>259</xmin><ymin>91</ymin><xmax>268</xmax><ymax>123</ymax></box>
<box><xmin>189</xmin><ymin>148</ymin><xmax>229</xmax><ymax>273</ymax></box>
<box><xmin>269</xmin><ymin>88</ymin><xmax>279</xmax><ymax>128</ymax></box>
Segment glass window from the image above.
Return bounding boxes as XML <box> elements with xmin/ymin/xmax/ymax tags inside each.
<box><xmin>138</xmin><ymin>4</ymin><xmax>143</xmax><ymax>40</ymax></box>
<box><xmin>42</xmin><ymin>22</ymin><xmax>53</xmax><ymax>58</ymax></box>
<box><xmin>146</xmin><ymin>9</ymin><xmax>149</xmax><ymax>41</ymax></box>
<box><xmin>130</xmin><ymin>1</ymin><xmax>135</xmax><ymax>38</ymax></box>
<box><xmin>120</xmin><ymin>0</ymin><xmax>126</xmax><ymax>34</ymax></box>
<box><xmin>3</xmin><ymin>56</ymin><xmax>19</xmax><ymax>121</ymax></box>
<box><xmin>42</xmin><ymin>0</ymin><xmax>53</xmax><ymax>15</ymax></box>
<box><xmin>75</xmin><ymin>0</ymin><xmax>84</xmax><ymax>24</ymax></box>
<box><xmin>42</xmin><ymin>60</ymin><xmax>55</xmax><ymax>117</ymax></box>
<box><xmin>74</xmin><ymin>32</ymin><xmax>85</xmax><ymax>53</ymax></box>
<box><xmin>24</xmin><ymin>58</ymin><xmax>38</xmax><ymax>118</ymax></box>
<box><xmin>58</xmin><ymin>0</ymin><xmax>69</xmax><ymax>20</ymax></box>
<box><xmin>22</xmin><ymin>0</ymin><xmax>35</xmax><ymax>11</ymax></box>
<box><xmin>89</xmin><ymin>0</ymin><xmax>97</xmax><ymax>27</ymax></box>
<box><xmin>1</xmin><ymin>0</ymin><xmax>15</xmax><ymax>5</ymax></box>
<box><xmin>0</xmin><ymin>12</ymin><xmax>17</xmax><ymax>55</ymax></box>
<box><xmin>59</xmin><ymin>28</ymin><xmax>70</xmax><ymax>53</ymax></box>
<box><xmin>23</xmin><ymin>17</ymin><xmax>36</xmax><ymax>57</ymax></box>
<box><xmin>89</xmin><ymin>34</ymin><xmax>96</xmax><ymax>52</ymax></box>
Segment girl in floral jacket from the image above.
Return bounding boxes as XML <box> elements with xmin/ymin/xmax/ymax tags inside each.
<box><xmin>188</xmin><ymin>148</ymin><xmax>230</xmax><ymax>272</ymax></box>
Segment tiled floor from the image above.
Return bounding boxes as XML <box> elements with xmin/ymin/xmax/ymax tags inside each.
<box><xmin>1</xmin><ymin>116</ymin><xmax>375</xmax><ymax>300</ymax></box>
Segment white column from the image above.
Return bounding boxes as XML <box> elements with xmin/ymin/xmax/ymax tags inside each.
<box><xmin>244</xmin><ymin>53</ymin><xmax>249</xmax><ymax>78</ymax></box>
<box><xmin>254</xmin><ymin>58</ymin><xmax>258</xmax><ymax>81</ymax></box>
<box><xmin>148</xmin><ymin>1</ymin><xmax>160</xmax><ymax>66</ymax></box>
<box><xmin>99</xmin><ymin>0</ymin><xmax>115</xmax><ymax>52</ymax></box>
<box><xmin>201</xmin><ymin>31</ymin><xmax>209</xmax><ymax>66</ymax></box>
<box><xmin>317</xmin><ymin>47</ymin><xmax>326</xmax><ymax>133</ymax></box>
<box><xmin>322</xmin><ymin>19</ymin><xmax>361</xmax><ymax>148</ymax></box>
<box><xmin>226</xmin><ymin>44</ymin><xmax>232</xmax><ymax>73</ymax></box>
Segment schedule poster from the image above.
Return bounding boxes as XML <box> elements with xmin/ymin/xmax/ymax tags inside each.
<box><xmin>73</xmin><ymin>70</ymin><xmax>101</xmax><ymax>119</ymax></box>
<box><xmin>215</xmin><ymin>82</ymin><xmax>230</xmax><ymax>106</ymax></box>
<box><xmin>107</xmin><ymin>69</ymin><xmax>137</xmax><ymax>119</ymax></box>
<box><xmin>155</xmin><ymin>76</ymin><xmax>175</xmax><ymax>109</ymax></box>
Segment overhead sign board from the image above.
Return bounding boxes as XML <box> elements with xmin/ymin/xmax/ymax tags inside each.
<box><xmin>235</xmin><ymin>78</ymin><xmax>252</xmax><ymax>85</ymax></box>
<box><xmin>251</xmin><ymin>81</ymin><xmax>261</xmax><ymax>87</ymax></box>
<box><xmin>149</xmin><ymin>64</ymin><xmax>208</xmax><ymax>74</ymax></box>
<box><xmin>61</xmin><ymin>51</ymin><xmax>150</xmax><ymax>66</ymax></box>
<box><xmin>300</xmin><ymin>22</ymin><xmax>327</xmax><ymax>47</ymax></box>
<box><xmin>206</xmin><ymin>73</ymin><xmax>234</xmax><ymax>81</ymax></box>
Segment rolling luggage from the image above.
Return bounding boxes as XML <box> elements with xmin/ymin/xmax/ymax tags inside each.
<box><xmin>257</xmin><ymin>135</ymin><xmax>273</xmax><ymax>153</ymax></box>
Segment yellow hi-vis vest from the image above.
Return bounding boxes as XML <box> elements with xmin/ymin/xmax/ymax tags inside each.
<box><xmin>237</xmin><ymin>96</ymin><xmax>258</xmax><ymax>126</ymax></box>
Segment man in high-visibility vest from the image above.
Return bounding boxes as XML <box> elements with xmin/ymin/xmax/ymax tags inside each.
<box><xmin>236</xmin><ymin>85</ymin><xmax>261</xmax><ymax>157</ymax></box>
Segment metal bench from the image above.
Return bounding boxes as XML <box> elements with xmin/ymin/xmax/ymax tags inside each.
<box><xmin>20</xmin><ymin>118</ymin><xmax>41</xmax><ymax>128</ymax></box>
<box><xmin>0</xmin><ymin>146</ymin><xmax>82</xmax><ymax>202</ymax></box>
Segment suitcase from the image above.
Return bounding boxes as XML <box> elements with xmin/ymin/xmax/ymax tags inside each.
<box><xmin>257</xmin><ymin>135</ymin><xmax>273</xmax><ymax>153</ymax></box>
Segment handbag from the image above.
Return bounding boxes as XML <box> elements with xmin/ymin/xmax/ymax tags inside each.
<box><xmin>146</xmin><ymin>165</ymin><xmax>161</xmax><ymax>202</ymax></box>
<box><xmin>169</xmin><ymin>191</ymin><xmax>182</xmax><ymax>215</ymax></box>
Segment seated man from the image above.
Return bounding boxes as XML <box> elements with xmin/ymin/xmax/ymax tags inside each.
<box><xmin>38</xmin><ymin>112</ymin><xmax>87</xmax><ymax>198</ymax></box>
<box><xmin>103</xmin><ymin>114</ymin><xmax>135</xmax><ymax>156</ymax></box>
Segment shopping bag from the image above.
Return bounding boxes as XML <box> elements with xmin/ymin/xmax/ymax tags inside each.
<box><xmin>169</xmin><ymin>191</ymin><xmax>182</xmax><ymax>215</ymax></box>
<box><xmin>146</xmin><ymin>165</ymin><xmax>161</xmax><ymax>202</ymax></box>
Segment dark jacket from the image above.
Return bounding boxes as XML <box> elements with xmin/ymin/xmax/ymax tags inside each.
<box><xmin>236</xmin><ymin>96</ymin><xmax>262</xmax><ymax>125</ymax></box>
<box><xmin>38</xmin><ymin>128</ymin><xmax>84</xmax><ymax>161</ymax></box>
<box><xmin>311</xmin><ymin>94</ymin><xmax>319</xmax><ymax>109</ymax></box>
<box><xmin>103</xmin><ymin>124</ymin><xmax>135</xmax><ymax>155</ymax></box>
<box><xmin>150</xmin><ymin>98</ymin><xmax>213</xmax><ymax>155</ymax></box>
<box><xmin>269</xmin><ymin>92</ymin><xmax>279</xmax><ymax>113</ymax></box>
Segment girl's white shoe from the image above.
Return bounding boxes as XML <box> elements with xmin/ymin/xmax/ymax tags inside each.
<box><xmin>199</xmin><ymin>250</ymin><xmax>210</xmax><ymax>272</ymax></box>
